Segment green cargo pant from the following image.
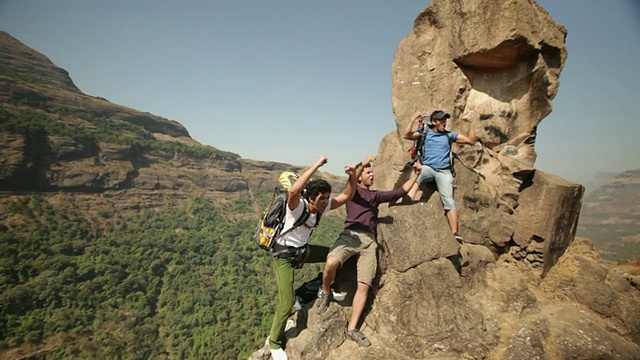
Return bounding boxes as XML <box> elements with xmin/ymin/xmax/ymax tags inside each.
<box><xmin>268</xmin><ymin>244</ymin><xmax>329</xmax><ymax>350</ymax></box>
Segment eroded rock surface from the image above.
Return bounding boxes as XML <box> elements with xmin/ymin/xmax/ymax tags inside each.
<box><xmin>251</xmin><ymin>1</ymin><xmax>640</xmax><ymax>359</ymax></box>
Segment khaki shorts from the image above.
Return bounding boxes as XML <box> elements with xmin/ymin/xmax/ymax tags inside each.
<box><xmin>328</xmin><ymin>229</ymin><xmax>377</xmax><ymax>286</ymax></box>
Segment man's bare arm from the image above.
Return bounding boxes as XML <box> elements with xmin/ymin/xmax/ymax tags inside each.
<box><xmin>288</xmin><ymin>155</ymin><xmax>327</xmax><ymax>210</ymax></box>
<box><xmin>455</xmin><ymin>119</ymin><xmax>477</xmax><ymax>144</ymax></box>
<box><xmin>403</xmin><ymin>111</ymin><xmax>423</xmax><ymax>140</ymax></box>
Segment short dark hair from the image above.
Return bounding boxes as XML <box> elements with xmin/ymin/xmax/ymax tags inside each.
<box><xmin>357</xmin><ymin>163</ymin><xmax>372</xmax><ymax>183</ymax></box>
<box><xmin>305</xmin><ymin>179</ymin><xmax>332</xmax><ymax>199</ymax></box>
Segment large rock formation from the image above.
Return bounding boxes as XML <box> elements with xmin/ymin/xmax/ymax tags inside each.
<box><xmin>383</xmin><ymin>0</ymin><xmax>578</xmax><ymax>275</ymax></box>
<box><xmin>251</xmin><ymin>1</ymin><xmax>640</xmax><ymax>359</ymax></box>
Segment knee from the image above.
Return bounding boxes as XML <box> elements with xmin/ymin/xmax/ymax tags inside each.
<box><xmin>325</xmin><ymin>256</ymin><xmax>341</xmax><ymax>271</ymax></box>
<box><xmin>357</xmin><ymin>281</ymin><xmax>371</xmax><ymax>293</ymax></box>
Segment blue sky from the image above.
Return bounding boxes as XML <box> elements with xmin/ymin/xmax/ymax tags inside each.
<box><xmin>1</xmin><ymin>0</ymin><xmax>639</xmax><ymax>185</ymax></box>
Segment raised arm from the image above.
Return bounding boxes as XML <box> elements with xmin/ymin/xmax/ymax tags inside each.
<box><xmin>455</xmin><ymin>122</ymin><xmax>477</xmax><ymax>145</ymax></box>
<box><xmin>288</xmin><ymin>155</ymin><xmax>327</xmax><ymax>210</ymax></box>
<box><xmin>332</xmin><ymin>153</ymin><xmax>375</xmax><ymax>209</ymax></box>
<box><xmin>330</xmin><ymin>164</ymin><xmax>357</xmax><ymax>209</ymax></box>
<box><xmin>403</xmin><ymin>111</ymin><xmax>424</xmax><ymax>141</ymax></box>
<box><xmin>354</xmin><ymin>153</ymin><xmax>376</xmax><ymax>180</ymax></box>
<box><xmin>401</xmin><ymin>162</ymin><xmax>422</xmax><ymax>192</ymax></box>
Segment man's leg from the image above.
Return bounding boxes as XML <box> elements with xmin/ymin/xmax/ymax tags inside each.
<box><xmin>348</xmin><ymin>281</ymin><xmax>370</xmax><ymax>331</ymax></box>
<box><xmin>321</xmin><ymin>256</ymin><xmax>340</xmax><ymax>295</ymax></box>
<box><xmin>345</xmin><ymin>237</ymin><xmax>376</xmax><ymax>348</ymax></box>
<box><xmin>308</xmin><ymin>240</ymin><xmax>337</xmax><ymax>293</ymax></box>
<box><xmin>317</xmin><ymin>231</ymin><xmax>357</xmax><ymax>313</ymax></box>
<box><xmin>317</xmin><ymin>255</ymin><xmax>344</xmax><ymax>313</ymax></box>
<box><xmin>434</xmin><ymin>169</ymin><xmax>457</xmax><ymax>233</ymax></box>
<box><xmin>445</xmin><ymin>209</ymin><xmax>458</xmax><ymax>234</ymax></box>
<box><xmin>268</xmin><ymin>257</ymin><xmax>295</xmax><ymax>351</ymax></box>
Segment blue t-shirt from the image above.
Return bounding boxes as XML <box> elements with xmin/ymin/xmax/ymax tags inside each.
<box><xmin>420</xmin><ymin>129</ymin><xmax>458</xmax><ymax>169</ymax></box>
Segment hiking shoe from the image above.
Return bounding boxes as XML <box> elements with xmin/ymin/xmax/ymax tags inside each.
<box><xmin>317</xmin><ymin>288</ymin><xmax>346</xmax><ymax>302</ymax></box>
<box><xmin>453</xmin><ymin>232</ymin><xmax>464</xmax><ymax>243</ymax></box>
<box><xmin>331</xmin><ymin>290</ymin><xmax>346</xmax><ymax>302</ymax></box>
<box><xmin>315</xmin><ymin>291</ymin><xmax>332</xmax><ymax>313</ymax></box>
<box><xmin>346</xmin><ymin>329</ymin><xmax>371</xmax><ymax>348</ymax></box>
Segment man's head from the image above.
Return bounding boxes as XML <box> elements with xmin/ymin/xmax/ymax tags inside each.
<box><xmin>305</xmin><ymin>179</ymin><xmax>332</xmax><ymax>213</ymax></box>
<box><xmin>358</xmin><ymin>163</ymin><xmax>374</xmax><ymax>188</ymax></box>
<box><xmin>428</xmin><ymin>110</ymin><xmax>450</xmax><ymax>132</ymax></box>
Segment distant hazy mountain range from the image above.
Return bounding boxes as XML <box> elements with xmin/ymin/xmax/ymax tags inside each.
<box><xmin>578</xmin><ymin>169</ymin><xmax>640</xmax><ymax>261</ymax></box>
<box><xmin>584</xmin><ymin>171</ymin><xmax>619</xmax><ymax>195</ymax></box>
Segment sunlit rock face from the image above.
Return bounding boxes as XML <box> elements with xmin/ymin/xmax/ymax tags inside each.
<box><xmin>253</xmin><ymin>2</ymin><xmax>638</xmax><ymax>359</ymax></box>
<box><xmin>382</xmin><ymin>0</ymin><xmax>578</xmax><ymax>275</ymax></box>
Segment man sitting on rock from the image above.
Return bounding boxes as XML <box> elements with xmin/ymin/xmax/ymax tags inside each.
<box><xmin>316</xmin><ymin>156</ymin><xmax>420</xmax><ymax>347</ymax></box>
<box><xmin>403</xmin><ymin>110</ymin><xmax>476</xmax><ymax>242</ymax></box>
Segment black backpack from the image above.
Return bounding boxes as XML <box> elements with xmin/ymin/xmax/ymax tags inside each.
<box><xmin>295</xmin><ymin>272</ymin><xmax>323</xmax><ymax>306</ymax></box>
<box><xmin>408</xmin><ymin>117</ymin><xmax>429</xmax><ymax>165</ymax></box>
<box><xmin>254</xmin><ymin>171</ymin><xmax>320</xmax><ymax>251</ymax></box>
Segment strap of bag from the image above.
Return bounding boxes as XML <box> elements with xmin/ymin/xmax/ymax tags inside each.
<box><xmin>273</xmin><ymin>199</ymin><xmax>319</xmax><ymax>248</ymax></box>
<box><xmin>270</xmin><ymin>242</ymin><xmax>308</xmax><ymax>259</ymax></box>
<box><xmin>446</xmin><ymin>131</ymin><xmax>456</xmax><ymax>177</ymax></box>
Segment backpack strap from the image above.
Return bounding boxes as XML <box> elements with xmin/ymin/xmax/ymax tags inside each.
<box><xmin>275</xmin><ymin>198</ymin><xmax>319</xmax><ymax>247</ymax></box>
<box><xmin>270</xmin><ymin>199</ymin><xmax>324</xmax><ymax>260</ymax></box>
<box><xmin>295</xmin><ymin>198</ymin><xmax>323</xmax><ymax>229</ymax></box>
<box><xmin>445</xmin><ymin>131</ymin><xmax>456</xmax><ymax>177</ymax></box>
<box><xmin>270</xmin><ymin>201</ymin><xmax>312</xmax><ymax>257</ymax></box>
<box><xmin>293</xmin><ymin>200</ymin><xmax>311</xmax><ymax>228</ymax></box>
<box><xmin>417</xmin><ymin>124</ymin><xmax>430</xmax><ymax>164</ymax></box>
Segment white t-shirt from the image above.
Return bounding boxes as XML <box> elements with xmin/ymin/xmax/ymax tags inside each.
<box><xmin>277</xmin><ymin>198</ymin><xmax>333</xmax><ymax>248</ymax></box>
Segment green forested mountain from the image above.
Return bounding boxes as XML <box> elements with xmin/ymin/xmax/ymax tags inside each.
<box><xmin>0</xmin><ymin>191</ymin><xmax>345</xmax><ymax>359</ymax></box>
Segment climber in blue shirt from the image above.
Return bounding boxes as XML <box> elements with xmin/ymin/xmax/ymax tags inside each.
<box><xmin>403</xmin><ymin>110</ymin><xmax>476</xmax><ymax>242</ymax></box>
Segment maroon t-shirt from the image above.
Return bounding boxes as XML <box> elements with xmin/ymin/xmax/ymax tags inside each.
<box><xmin>343</xmin><ymin>185</ymin><xmax>407</xmax><ymax>236</ymax></box>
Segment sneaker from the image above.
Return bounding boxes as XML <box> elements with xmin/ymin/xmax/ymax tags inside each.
<box><xmin>317</xmin><ymin>288</ymin><xmax>346</xmax><ymax>302</ymax></box>
<box><xmin>332</xmin><ymin>290</ymin><xmax>346</xmax><ymax>302</ymax></box>
<box><xmin>453</xmin><ymin>232</ymin><xmax>463</xmax><ymax>243</ymax></box>
<box><xmin>346</xmin><ymin>329</ymin><xmax>371</xmax><ymax>348</ymax></box>
<box><xmin>315</xmin><ymin>291</ymin><xmax>332</xmax><ymax>313</ymax></box>
<box><xmin>270</xmin><ymin>347</ymin><xmax>288</xmax><ymax>360</ymax></box>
